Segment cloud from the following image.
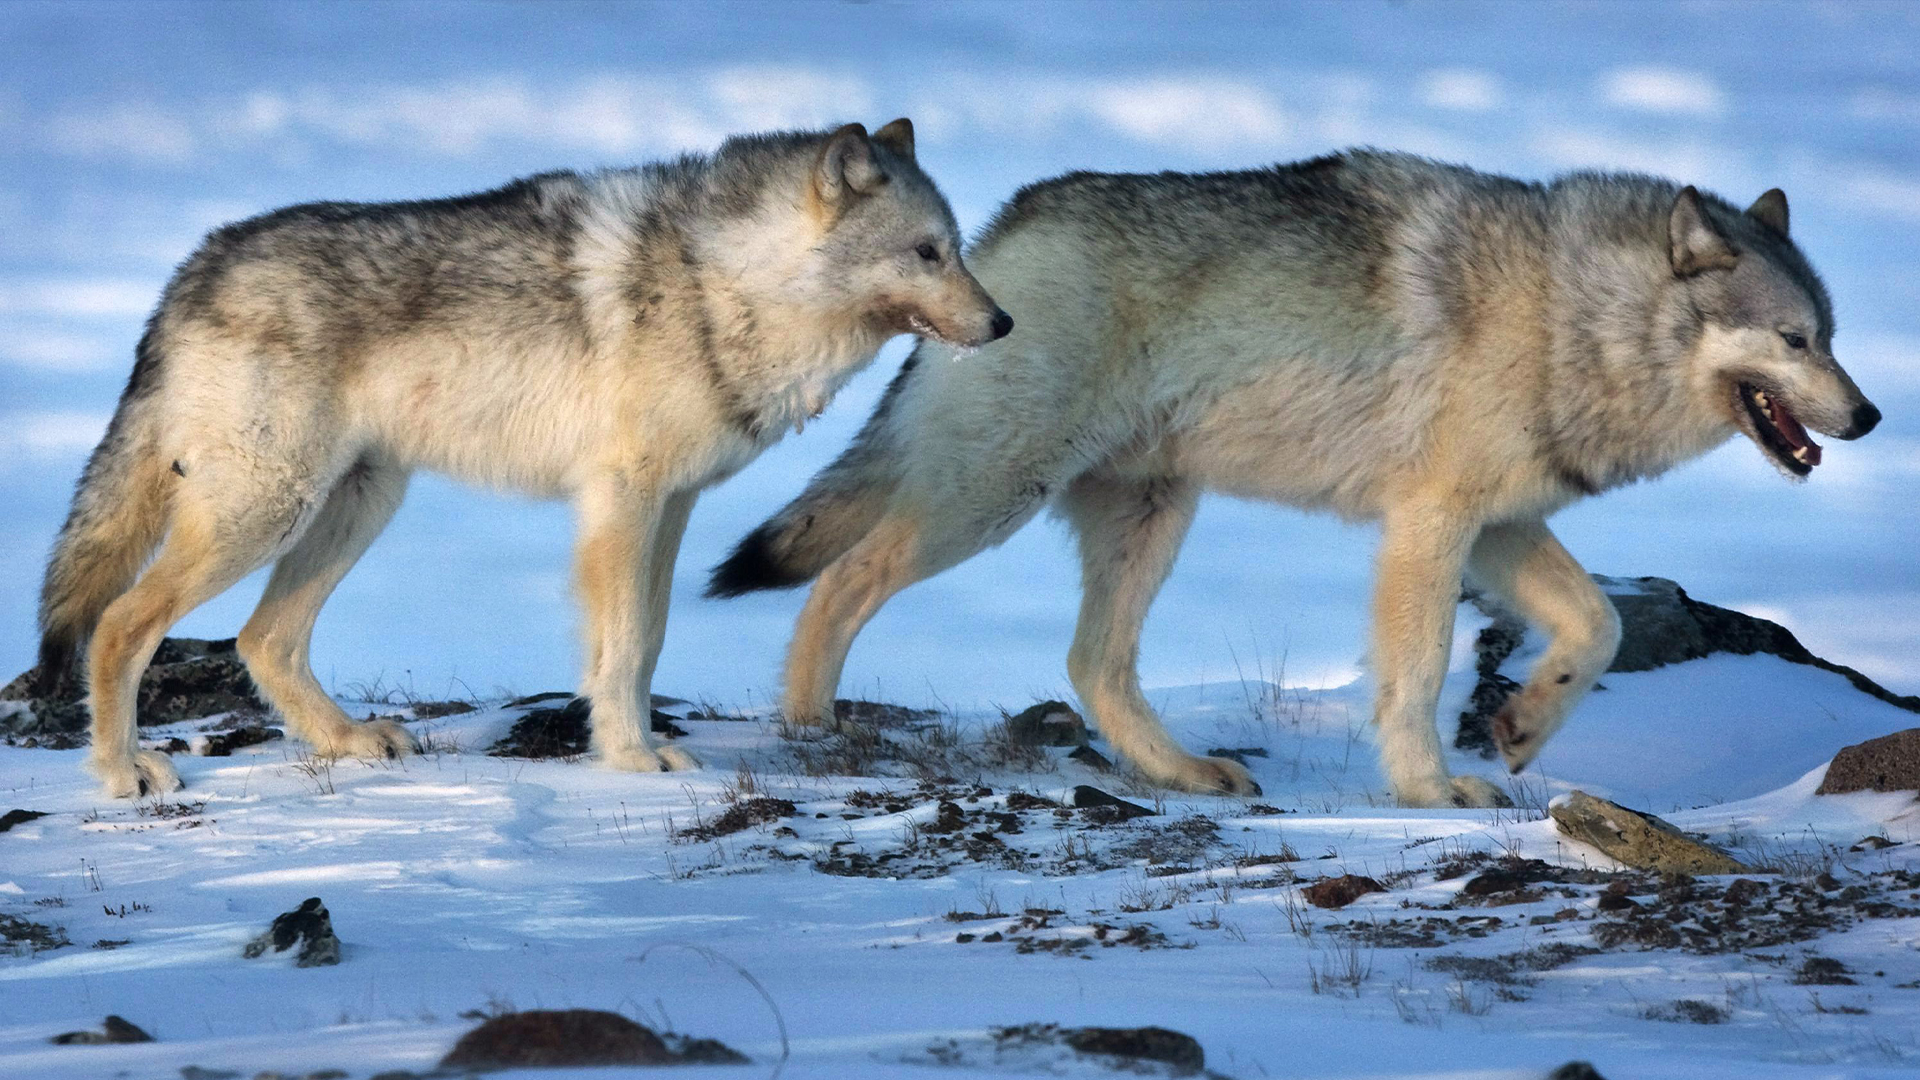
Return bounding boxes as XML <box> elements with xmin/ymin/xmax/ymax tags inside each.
<box><xmin>918</xmin><ymin>74</ymin><xmax>1289</xmax><ymax>154</ymax></box>
<box><xmin>1836</xmin><ymin>169</ymin><xmax>1920</xmax><ymax>226</ymax></box>
<box><xmin>1418</xmin><ymin>68</ymin><xmax>1504</xmax><ymax>112</ymax></box>
<box><xmin>0</xmin><ymin>277</ymin><xmax>156</xmax><ymax>319</ymax></box>
<box><xmin>1</xmin><ymin>410</ymin><xmax>111</xmax><ymax>456</ymax></box>
<box><xmin>1529</xmin><ymin>127</ymin><xmax>1730</xmax><ymax>185</ymax></box>
<box><xmin>45</xmin><ymin>101</ymin><xmax>198</xmax><ymax>163</ymax></box>
<box><xmin>1599</xmin><ymin>67</ymin><xmax>1726</xmax><ymax>119</ymax></box>
<box><xmin>0</xmin><ymin>330</ymin><xmax>121</xmax><ymax>372</ymax></box>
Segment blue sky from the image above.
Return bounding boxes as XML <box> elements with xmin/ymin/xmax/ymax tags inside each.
<box><xmin>3</xmin><ymin>0</ymin><xmax>1918</xmax><ymax>712</ymax></box>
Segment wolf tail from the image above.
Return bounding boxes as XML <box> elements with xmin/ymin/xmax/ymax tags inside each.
<box><xmin>35</xmin><ymin>331</ymin><xmax>175</xmax><ymax>693</ymax></box>
<box><xmin>706</xmin><ymin>353</ymin><xmax>922</xmax><ymax>598</ymax></box>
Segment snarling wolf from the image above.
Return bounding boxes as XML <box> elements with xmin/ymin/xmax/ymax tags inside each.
<box><xmin>710</xmin><ymin>150</ymin><xmax>1880</xmax><ymax>807</ymax></box>
<box><xmin>40</xmin><ymin>119</ymin><xmax>1010</xmax><ymax>797</ymax></box>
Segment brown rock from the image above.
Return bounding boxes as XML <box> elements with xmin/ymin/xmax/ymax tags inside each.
<box><xmin>441</xmin><ymin>1009</ymin><xmax>669</xmax><ymax>1068</ymax></box>
<box><xmin>50</xmin><ymin>1015</ymin><xmax>153</xmax><ymax>1044</ymax></box>
<box><xmin>1302</xmin><ymin>874</ymin><xmax>1385</xmax><ymax>909</ymax></box>
<box><xmin>1062</xmin><ymin>1026</ymin><xmax>1204</xmax><ymax>1074</ymax></box>
<box><xmin>1005</xmin><ymin>701</ymin><xmax>1090</xmax><ymax>747</ymax></box>
<box><xmin>1549</xmin><ymin>790</ymin><xmax>1751</xmax><ymax>875</ymax></box>
<box><xmin>1816</xmin><ymin>728</ymin><xmax>1920</xmax><ymax>795</ymax></box>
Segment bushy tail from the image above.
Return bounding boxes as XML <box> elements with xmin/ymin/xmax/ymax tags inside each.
<box><xmin>706</xmin><ymin>354</ymin><xmax>921</xmax><ymax>598</ymax></box>
<box><xmin>35</xmin><ymin>335</ymin><xmax>173</xmax><ymax>693</ymax></box>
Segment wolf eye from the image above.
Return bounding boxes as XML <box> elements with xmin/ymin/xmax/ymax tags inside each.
<box><xmin>1781</xmin><ymin>332</ymin><xmax>1808</xmax><ymax>350</ymax></box>
<box><xmin>915</xmin><ymin>242</ymin><xmax>939</xmax><ymax>263</ymax></box>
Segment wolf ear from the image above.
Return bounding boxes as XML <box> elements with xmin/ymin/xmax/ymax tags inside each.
<box><xmin>871</xmin><ymin>117</ymin><xmax>915</xmax><ymax>161</ymax></box>
<box><xmin>815</xmin><ymin>123</ymin><xmax>885</xmax><ymax>205</ymax></box>
<box><xmin>1746</xmin><ymin>188</ymin><xmax>1789</xmax><ymax>237</ymax></box>
<box><xmin>1669</xmin><ymin>186</ymin><xmax>1739</xmax><ymax>276</ymax></box>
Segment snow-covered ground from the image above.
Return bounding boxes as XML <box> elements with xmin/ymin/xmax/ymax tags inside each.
<box><xmin>3</xmin><ymin>647</ymin><xmax>1917</xmax><ymax>1080</ymax></box>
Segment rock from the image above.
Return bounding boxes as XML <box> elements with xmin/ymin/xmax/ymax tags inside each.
<box><xmin>1549</xmin><ymin>790</ymin><xmax>1751</xmax><ymax>875</ymax></box>
<box><xmin>190</xmin><ymin>725</ymin><xmax>283</xmax><ymax>757</ymax></box>
<box><xmin>1005</xmin><ymin>701</ymin><xmax>1089</xmax><ymax>747</ymax></box>
<box><xmin>1816</xmin><ymin>728</ymin><xmax>1920</xmax><ymax>795</ymax></box>
<box><xmin>675</xmin><ymin>797</ymin><xmax>798</xmax><ymax>842</ymax></box>
<box><xmin>1302</xmin><ymin>874</ymin><xmax>1385</xmax><ymax>909</ymax></box>
<box><xmin>440</xmin><ymin>1009</ymin><xmax>743</xmax><ymax>1068</ymax></box>
<box><xmin>1</xmin><ymin>637</ymin><xmax>267</xmax><ymax>738</ymax></box>
<box><xmin>1068</xmin><ymin>745</ymin><xmax>1114</xmax><ymax>771</ymax></box>
<box><xmin>1457</xmin><ymin>577</ymin><xmax>1919</xmax><ymax>755</ymax></box>
<box><xmin>488</xmin><ymin>696</ymin><xmax>686</xmax><ymax>758</ymax></box>
<box><xmin>1069</xmin><ymin>785</ymin><xmax>1154</xmax><ymax>820</ymax></box>
<box><xmin>243</xmin><ymin>897</ymin><xmax>341</xmax><ymax>967</ymax></box>
<box><xmin>407</xmin><ymin>700</ymin><xmax>474</xmax><ymax>719</ymax></box>
<box><xmin>0</xmin><ymin>808</ymin><xmax>50</xmax><ymax>832</ymax></box>
<box><xmin>49</xmin><ymin>1015</ymin><xmax>153</xmax><ymax>1044</ymax></box>
<box><xmin>1547</xmin><ymin>1065</ymin><xmax>1607</xmax><ymax>1080</ymax></box>
<box><xmin>1062</xmin><ymin>1026</ymin><xmax>1204</xmax><ymax>1074</ymax></box>
<box><xmin>833</xmin><ymin>698</ymin><xmax>939</xmax><ymax>728</ymax></box>
<box><xmin>983</xmin><ymin>1023</ymin><xmax>1204</xmax><ymax>1076</ymax></box>
<box><xmin>179</xmin><ymin>1068</ymin><xmax>241</xmax><ymax>1080</ymax></box>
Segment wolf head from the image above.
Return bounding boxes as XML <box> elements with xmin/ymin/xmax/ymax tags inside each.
<box><xmin>1668</xmin><ymin>186</ymin><xmax>1879</xmax><ymax>478</ymax></box>
<box><xmin>797</xmin><ymin>119</ymin><xmax>1011</xmax><ymax>348</ymax></box>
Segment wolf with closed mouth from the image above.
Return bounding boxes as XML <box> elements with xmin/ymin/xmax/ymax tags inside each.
<box><xmin>39</xmin><ymin>119</ymin><xmax>1010</xmax><ymax>798</ymax></box>
<box><xmin>711</xmin><ymin>149</ymin><xmax>1879</xmax><ymax>807</ymax></box>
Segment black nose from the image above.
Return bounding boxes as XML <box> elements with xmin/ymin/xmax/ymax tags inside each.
<box><xmin>1845</xmin><ymin>400</ymin><xmax>1881</xmax><ymax>440</ymax></box>
<box><xmin>989</xmin><ymin>309</ymin><xmax>1014</xmax><ymax>340</ymax></box>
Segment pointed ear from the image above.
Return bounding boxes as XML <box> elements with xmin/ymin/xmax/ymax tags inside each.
<box><xmin>871</xmin><ymin>117</ymin><xmax>915</xmax><ymax>161</ymax></box>
<box><xmin>1669</xmin><ymin>186</ymin><xmax>1738</xmax><ymax>276</ymax></box>
<box><xmin>814</xmin><ymin>123</ymin><xmax>884</xmax><ymax>205</ymax></box>
<box><xmin>1746</xmin><ymin>188</ymin><xmax>1789</xmax><ymax>237</ymax></box>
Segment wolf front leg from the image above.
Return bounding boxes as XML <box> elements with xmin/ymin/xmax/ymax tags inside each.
<box><xmin>1063</xmin><ymin>472</ymin><xmax>1258</xmax><ymax>796</ymax></box>
<box><xmin>1370</xmin><ymin>506</ymin><xmax>1505</xmax><ymax>808</ymax></box>
<box><xmin>573</xmin><ymin>480</ymin><xmax>698</xmax><ymax>773</ymax></box>
<box><xmin>1466</xmin><ymin>519</ymin><xmax>1620</xmax><ymax>773</ymax></box>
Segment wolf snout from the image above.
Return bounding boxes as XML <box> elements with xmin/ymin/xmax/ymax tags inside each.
<box><xmin>1841</xmin><ymin>400</ymin><xmax>1881</xmax><ymax>440</ymax></box>
<box><xmin>989</xmin><ymin>309</ymin><xmax>1014</xmax><ymax>341</ymax></box>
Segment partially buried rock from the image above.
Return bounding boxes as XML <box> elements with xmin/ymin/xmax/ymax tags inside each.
<box><xmin>983</xmin><ymin>1023</ymin><xmax>1205</xmax><ymax>1077</ymax></box>
<box><xmin>1302</xmin><ymin>874</ymin><xmax>1385</xmax><ymax>909</ymax></box>
<box><xmin>1005</xmin><ymin>701</ymin><xmax>1089</xmax><ymax>748</ymax></box>
<box><xmin>243</xmin><ymin>897</ymin><xmax>341</xmax><ymax>967</ymax></box>
<box><xmin>0</xmin><ymin>808</ymin><xmax>50</xmax><ymax>833</ymax></box>
<box><xmin>1548</xmin><ymin>1064</ymin><xmax>1608</xmax><ymax>1080</ymax></box>
<box><xmin>488</xmin><ymin>695</ymin><xmax>685</xmax><ymax>758</ymax></box>
<box><xmin>1070</xmin><ymin>785</ymin><xmax>1154</xmax><ymax>821</ymax></box>
<box><xmin>1549</xmin><ymin>790</ymin><xmax>1750</xmax><ymax>875</ymax></box>
<box><xmin>190</xmin><ymin>724</ymin><xmax>283</xmax><ymax>757</ymax></box>
<box><xmin>49</xmin><ymin>1015</ymin><xmax>153</xmax><ymax>1044</ymax></box>
<box><xmin>1</xmin><ymin>636</ymin><xmax>266</xmax><ymax>738</ymax></box>
<box><xmin>440</xmin><ymin>1009</ymin><xmax>745</xmax><ymax>1069</ymax></box>
<box><xmin>1816</xmin><ymin>727</ymin><xmax>1920</xmax><ymax>796</ymax></box>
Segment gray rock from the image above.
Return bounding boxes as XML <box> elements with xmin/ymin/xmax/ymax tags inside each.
<box><xmin>1457</xmin><ymin>576</ymin><xmax>1919</xmax><ymax>754</ymax></box>
<box><xmin>1549</xmin><ymin>790</ymin><xmax>1751</xmax><ymax>875</ymax></box>
<box><xmin>243</xmin><ymin>898</ymin><xmax>341</xmax><ymax>967</ymax></box>
<box><xmin>1816</xmin><ymin>728</ymin><xmax>1920</xmax><ymax>796</ymax></box>
<box><xmin>2</xmin><ymin>636</ymin><xmax>267</xmax><ymax>738</ymax></box>
<box><xmin>50</xmin><ymin>1015</ymin><xmax>153</xmax><ymax>1044</ymax></box>
<box><xmin>1006</xmin><ymin>701</ymin><xmax>1089</xmax><ymax>747</ymax></box>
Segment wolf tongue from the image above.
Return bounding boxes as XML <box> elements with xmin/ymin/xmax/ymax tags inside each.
<box><xmin>1771</xmin><ymin>402</ymin><xmax>1822</xmax><ymax>465</ymax></box>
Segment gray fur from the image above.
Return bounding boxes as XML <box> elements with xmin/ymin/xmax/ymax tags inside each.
<box><xmin>42</xmin><ymin>120</ymin><xmax>1007</xmax><ymax>798</ymax></box>
<box><xmin>721</xmin><ymin>149</ymin><xmax>1880</xmax><ymax>806</ymax></box>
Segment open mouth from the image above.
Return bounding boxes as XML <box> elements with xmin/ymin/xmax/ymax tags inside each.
<box><xmin>1737</xmin><ymin>381</ymin><xmax>1821</xmax><ymax>476</ymax></box>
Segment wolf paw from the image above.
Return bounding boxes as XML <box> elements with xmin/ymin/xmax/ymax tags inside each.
<box><xmin>601</xmin><ymin>745</ymin><xmax>700</xmax><ymax>773</ymax></box>
<box><xmin>94</xmin><ymin>749</ymin><xmax>183</xmax><ymax>799</ymax></box>
<box><xmin>1168</xmin><ymin>754</ymin><xmax>1262</xmax><ymax>797</ymax></box>
<box><xmin>1449</xmin><ymin>775</ymin><xmax>1512</xmax><ymax>809</ymax></box>
<box><xmin>1493</xmin><ymin>701</ymin><xmax>1547</xmax><ymax>773</ymax></box>
<box><xmin>315</xmin><ymin>718</ymin><xmax>417</xmax><ymax>761</ymax></box>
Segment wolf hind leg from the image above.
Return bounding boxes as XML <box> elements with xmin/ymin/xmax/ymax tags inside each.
<box><xmin>236</xmin><ymin>455</ymin><xmax>414</xmax><ymax>762</ymax></box>
<box><xmin>782</xmin><ymin>513</ymin><xmax>932</xmax><ymax>729</ymax></box>
<box><xmin>1370</xmin><ymin>505</ymin><xmax>1509</xmax><ymax>808</ymax></box>
<box><xmin>1466</xmin><ymin>519</ymin><xmax>1620</xmax><ymax>774</ymax></box>
<box><xmin>1062</xmin><ymin>472</ymin><xmax>1256</xmax><ymax>796</ymax></box>
<box><xmin>89</xmin><ymin>476</ymin><xmax>320</xmax><ymax>797</ymax></box>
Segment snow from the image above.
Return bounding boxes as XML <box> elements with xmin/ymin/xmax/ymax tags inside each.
<box><xmin>3</xmin><ymin>651</ymin><xmax>1917</xmax><ymax>1080</ymax></box>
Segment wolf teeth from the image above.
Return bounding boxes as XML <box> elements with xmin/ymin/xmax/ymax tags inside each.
<box><xmin>1753</xmin><ymin>390</ymin><xmax>1770</xmax><ymax>408</ymax></box>
<box><xmin>1792</xmin><ymin>446</ymin><xmax>1810</xmax><ymax>463</ymax></box>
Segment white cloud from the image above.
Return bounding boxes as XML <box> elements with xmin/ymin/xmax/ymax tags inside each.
<box><xmin>1837</xmin><ymin>169</ymin><xmax>1920</xmax><ymax>226</ymax></box>
<box><xmin>0</xmin><ymin>330</ymin><xmax>121</xmax><ymax>372</ymax></box>
<box><xmin>2</xmin><ymin>410</ymin><xmax>111</xmax><ymax>455</ymax></box>
<box><xmin>0</xmin><ymin>278</ymin><xmax>156</xmax><ymax>319</ymax></box>
<box><xmin>1418</xmin><ymin>68</ymin><xmax>1504</xmax><ymax>112</ymax></box>
<box><xmin>1850</xmin><ymin>86</ymin><xmax>1920</xmax><ymax>127</ymax></box>
<box><xmin>707</xmin><ymin>65</ymin><xmax>875</xmax><ymax>131</ymax></box>
<box><xmin>1599</xmin><ymin>67</ymin><xmax>1727</xmax><ymax>119</ymax></box>
<box><xmin>918</xmin><ymin>75</ymin><xmax>1288</xmax><ymax>154</ymax></box>
<box><xmin>46</xmin><ymin>101</ymin><xmax>198</xmax><ymax>163</ymax></box>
